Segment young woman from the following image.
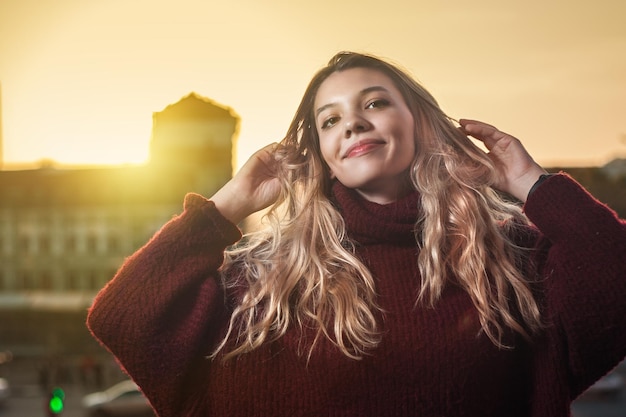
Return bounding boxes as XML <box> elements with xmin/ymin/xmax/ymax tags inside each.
<box><xmin>87</xmin><ymin>52</ymin><xmax>626</xmax><ymax>417</ymax></box>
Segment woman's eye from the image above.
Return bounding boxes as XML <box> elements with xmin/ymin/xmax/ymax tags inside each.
<box><xmin>321</xmin><ymin>116</ymin><xmax>339</xmax><ymax>129</ymax></box>
<box><xmin>366</xmin><ymin>99</ymin><xmax>390</xmax><ymax>109</ymax></box>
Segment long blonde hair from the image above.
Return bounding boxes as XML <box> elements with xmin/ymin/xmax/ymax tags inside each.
<box><xmin>213</xmin><ymin>51</ymin><xmax>542</xmax><ymax>361</ymax></box>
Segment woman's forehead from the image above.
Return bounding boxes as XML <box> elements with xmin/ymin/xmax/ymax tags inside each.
<box><xmin>314</xmin><ymin>68</ymin><xmax>399</xmax><ymax>110</ymax></box>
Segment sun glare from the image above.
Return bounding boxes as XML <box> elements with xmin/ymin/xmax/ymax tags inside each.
<box><xmin>50</xmin><ymin>134</ymin><xmax>150</xmax><ymax>166</ymax></box>
<box><xmin>23</xmin><ymin>133</ymin><xmax>151</xmax><ymax>168</ymax></box>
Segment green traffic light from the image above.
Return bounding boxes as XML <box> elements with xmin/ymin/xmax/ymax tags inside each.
<box><xmin>49</xmin><ymin>396</ymin><xmax>64</xmax><ymax>413</ymax></box>
<box><xmin>49</xmin><ymin>387</ymin><xmax>65</xmax><ymax>413</ymax></box>
<box><xmin>51</xmin><ymin>387</ymin><xmax>65</xmax><ymax>400</ymax></box>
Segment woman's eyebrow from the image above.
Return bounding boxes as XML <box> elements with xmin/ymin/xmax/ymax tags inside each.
<box><xmin>315</xmin><ymin>86</ymin><xmax>390</xmax><ymax>117</ymax></box>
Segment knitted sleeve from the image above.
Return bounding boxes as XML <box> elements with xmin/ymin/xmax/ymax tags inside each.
<box><xmin>86</xmin><ymin>193</ymin><xmax>242</xmax><ymax>415</ymax></box>
<box><xmin>523</xmin><ymin>173</ymin><xmax>626</xmax><ymax>399</ymax></box>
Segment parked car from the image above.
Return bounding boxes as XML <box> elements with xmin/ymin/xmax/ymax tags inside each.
<box><xmin>0</xmin><ymin>377</ymin><xmax>9</xmax><ymax>406</ymax></box>
<box><xmin>580</xmin><ymin>370</ymin><xmax>625</xmax><ymax>400</ymax></box>
<box><xmin>82</xmin><ymin>379</ymin><xmax>155</xmax><ymax>417</ymax></box>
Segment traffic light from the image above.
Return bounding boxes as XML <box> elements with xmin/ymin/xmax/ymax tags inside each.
<box><xmin>49</xmin><ymin>387</ymin><xmax>65</xmax><ymax>415</ymax></box>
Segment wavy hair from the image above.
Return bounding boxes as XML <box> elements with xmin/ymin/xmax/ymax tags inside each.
<box><xmin>213</xmin><ymin>51</ymin><xmax>542</xmax><ymax>361</ymax></box>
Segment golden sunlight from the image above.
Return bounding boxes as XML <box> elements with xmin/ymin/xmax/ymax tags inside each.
<box><xmin>0</xmin><ymin>0</ymin><xmax>625</xmax><ymax>169</ymax></box>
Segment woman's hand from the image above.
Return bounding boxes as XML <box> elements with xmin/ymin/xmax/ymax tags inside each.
<box><xmin>459</xmin><ymin>119</ymin><xmax>548</xmax><ymax>202</ymax></box>
<box><xmin>210</xmin><ymin>143</ymin><xmax>282</xmax><ymax>224</ymax></box>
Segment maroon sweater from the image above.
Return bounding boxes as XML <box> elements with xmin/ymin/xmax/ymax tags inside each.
<box><xmin>87</xmin><ymin>174</ymin><xmax>626</xmax><ymax>417</ymax></box>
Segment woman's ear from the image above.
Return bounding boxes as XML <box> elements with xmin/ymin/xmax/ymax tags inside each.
<box><xmin>329</xmin><ymin>170</ymin><xmax>335</xmax><ymax>179</ymax></box>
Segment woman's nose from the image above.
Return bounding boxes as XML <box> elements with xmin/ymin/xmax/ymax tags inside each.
<box><xmin>344</xmin><ymin>115</ymin><xmax>370</xmax><ymax>138</ymax></box>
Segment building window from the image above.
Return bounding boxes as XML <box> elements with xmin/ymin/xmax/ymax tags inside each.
<box><xmin>66</xmin><ymin>271</ymin><xmax>79</xmax><ymax>291</ymax></box>
<box><xmin>20</xmin><ymin>271</ymin><xmax>34</xmax><ymax>290</ymax></box>
<box><xmin>40</xmin><ymin>235</ymin><xmax>51</xmax><ymax>254</ymax></box>
<box><xmin>86</xmin><ymin>234</ymin><xmax>97</xmax><ymax>253</ymax></box>
<box><xmin>19</xmin><ymin>235</ymin><xmax>31</xmax><ymax>254</ymax></box>
<box><xmin>107</xmin><ymin>234</ymin><xmax>120</xmax><ymax>253</ymax></box>
<box><xmin>88</xmin><ymin>271</ymin><xmax>99</xmax><ymax>291</ymax></box>
<box><xmin>40</xmin><ymin>271</ymin><xmax>53</xmax><ymax>291</ymax></box>
<box><xmin>65</xmin><ymin>236</ymin><xmax>76</xmax><ymax>253</ymax></box>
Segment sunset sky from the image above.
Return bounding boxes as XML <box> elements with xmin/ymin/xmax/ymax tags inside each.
<box><xmin>0</xmin><ymin>0</ymin><xmax>625</xmax><ymax>171</ymax></box>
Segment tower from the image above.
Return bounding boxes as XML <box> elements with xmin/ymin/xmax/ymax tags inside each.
<box><xmin>0</xmin><ymin>83</ymin><xmax>4</xmax><ymax>168</ymax></box>
<box><xmin>149</xmin><ymin>93</ymin><xmax>239</xmax><ymax>173</ymax></box>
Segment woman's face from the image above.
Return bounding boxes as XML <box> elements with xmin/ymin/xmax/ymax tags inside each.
<box><xmin>314</xmin><ymin>68</ymin><xmax>416</xmax><ymax>204</ymax></box>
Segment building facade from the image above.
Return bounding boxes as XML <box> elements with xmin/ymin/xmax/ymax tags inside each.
<box><xmin>0</xmin><ymin>93</ymin><xmax>239</xmax><ymax>366</ymax></box>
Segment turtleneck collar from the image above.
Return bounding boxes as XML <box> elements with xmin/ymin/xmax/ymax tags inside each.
<box><xmin>331</xmin><ymin>180</ymin><xmax>422</xmax><ymax>246</ymax></box>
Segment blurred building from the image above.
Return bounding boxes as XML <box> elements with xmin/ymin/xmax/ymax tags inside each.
<box><xmin>548</xmin><ymin>161</ymin><xmax>626</xmax><ymax>218</ymax></box>
<box><xmin>0</xmin><ymin>93</ymin><xmax>239</xmax><ymax>363</ymax></box>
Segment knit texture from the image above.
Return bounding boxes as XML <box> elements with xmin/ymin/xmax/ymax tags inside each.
<box><xmin>87</xmin><ymin>174</ymin><xmax>626</xmax><ymax>417</ymax></box>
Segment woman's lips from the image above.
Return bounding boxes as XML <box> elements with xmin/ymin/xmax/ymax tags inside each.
<box><xmin>343</xmin><ymin>139</ymin><xmax>385</xmax><ymax>158</ymax></box>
